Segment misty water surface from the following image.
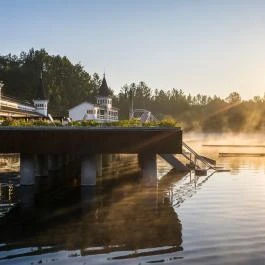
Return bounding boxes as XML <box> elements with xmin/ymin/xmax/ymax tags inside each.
<box><xmin>0</xmin><ymin>133</ymin><xmax>264</xmax><ymax>265</ymax></box>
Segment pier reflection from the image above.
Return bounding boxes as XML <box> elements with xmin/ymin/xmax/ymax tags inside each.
<box><xmin>0</xmin><ymin>177</ymin><xmax>183</xmax><ymax>261</ymax></box>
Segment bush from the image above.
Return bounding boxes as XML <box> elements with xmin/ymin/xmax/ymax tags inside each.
<box><xmin>113</xmin><ymin>119</ymin><xmax>142</xmax><ymax>127</ymax></box>
<box><xmin>0</xmin><ymin>118</ymin><xmax>179</xmax><ymax>128</ymax></box>
<box><xmin>158</xmin><ymin>117</ymin><xmax>179</xmax><ymax>127</ymax></box>
<box><xmin>1</xmin><ymin>118</ymin><xmax>57</xmax><ymax>127</ymax></box>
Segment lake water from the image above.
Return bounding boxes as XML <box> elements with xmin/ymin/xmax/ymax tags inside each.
<box><xmin>0</xmin><ymin>133</ymin><xmax>264</xmax><ymax>265</ymax></box>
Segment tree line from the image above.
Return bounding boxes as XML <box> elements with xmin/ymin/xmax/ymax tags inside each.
<box><xmin>0</xmin><ymin>49</ymin><xmax>264</xmax><ymax>132</ymax></box>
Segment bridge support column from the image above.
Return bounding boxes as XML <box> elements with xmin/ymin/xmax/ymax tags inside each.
<box><xmin>81</xmin><ymin>155</ymin><xmax>96</xmax><ymax>186</ymax></box>
<box><xmin>20</xmin><ymin>154</ymin><xmax>35</xmax><ymax>185</ymax></box>
<box><xmin>139</xmin><ymin>153</ymin><xmax>157</xmax><ymax>185</ymax></box>
<box><xmin>35</xmin><ymin>155</ymin><xmax>48</xmax><ymax>176</ymax></box>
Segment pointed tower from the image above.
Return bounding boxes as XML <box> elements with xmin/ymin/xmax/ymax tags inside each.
<box><xmin>96</xmin><ymin>74</ymin><xmax>112</xmax><ymax>109</ymax></box>
<box><xmin>33</xmin><ymin>73</ymin><xmax>49</xmax><ymax>116</ymax></box>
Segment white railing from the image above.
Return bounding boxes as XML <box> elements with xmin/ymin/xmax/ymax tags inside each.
<box><xmin>0</xmin><ymin>99</ymin><xmax>35</xmax><ymax>112</ymax></box>
<box><xmin>96</xmin><ymin>115</ymin><xmax>118</xmax><ymax>121</ymax></box>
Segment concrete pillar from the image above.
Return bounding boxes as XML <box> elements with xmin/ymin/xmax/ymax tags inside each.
<box><xmin>35</xmin><ymin>154</ymin><xmax>48</xmax><ymax>176</ymax></box>
<box><xmin>20</xmin><ymin>153</ymin><xmax>35</xmax><ymax>185</ymax></box>
<box><xmin>81</xmin><ymin>155</ymin><xmax>96</xmax><ymax>186</ymax></box>
<box><xmin>139</xmin><ymin>153</ymin><xmax>157</xmax><ymax>186</ymax></box>
<box><xmin>96</xmin><ymin>154</ymin><xmax>102</xmax><ymax>177</ymax></box>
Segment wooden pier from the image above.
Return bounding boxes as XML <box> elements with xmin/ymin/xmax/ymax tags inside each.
<box><xmin>0</xmin><ymin>127</ymin><xmax>183</xmax><ymax>186</ymax></box>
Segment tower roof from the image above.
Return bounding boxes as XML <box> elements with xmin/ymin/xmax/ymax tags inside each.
<box><xmin>35</xmin><ymin>73</ymin><xmax>48</xmax><ymax>100</ymax></box>
<box><xmin>98</xmin><ymin>74</ymin><xmax>111</xmax><ymax>97</ymax></box>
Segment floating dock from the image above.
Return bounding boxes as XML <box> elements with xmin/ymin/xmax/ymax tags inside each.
<box><xmin>219</xmin><ymin>153</ymin><xmax>265</xmax><ymax>157</ymax></box>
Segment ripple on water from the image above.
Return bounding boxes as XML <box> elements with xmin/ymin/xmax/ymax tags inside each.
<box><xmin>175</xmin><ymin>161</ymin><xmax>265</xmax><ymax>264</ymax></box>
<box><xmin>0</xmin><ymin>147</ymin><xmax>265</xmax><ymax>265</ymax></box>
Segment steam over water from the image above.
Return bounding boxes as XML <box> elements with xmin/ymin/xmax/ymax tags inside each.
<box><xmin>0</xmin><ymin>133</ymin><xmax>265</xmax><ymax>265</ymax></box>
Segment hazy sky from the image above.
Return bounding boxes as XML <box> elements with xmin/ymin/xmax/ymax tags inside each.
<box><xmin>1</xmin><ymin>0</ymin><xmax>265</xmax><ymax>99</ymax></box>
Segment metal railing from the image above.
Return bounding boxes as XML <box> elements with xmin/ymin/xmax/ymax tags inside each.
<box><xmin>182</xmin><ymin>141</ymin><xmax>216</xmax><ymax>170</ymax></box>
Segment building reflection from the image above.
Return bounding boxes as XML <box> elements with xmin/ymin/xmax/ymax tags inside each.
<box><xmin>0</xmin><ymin>152</ymin><xmax>218</xmax><ymax>262</ymax></box>
<box><xmin>0</xmin><ymin>177</ymin><xmax>182</xmax><ymax>260</ymax></box>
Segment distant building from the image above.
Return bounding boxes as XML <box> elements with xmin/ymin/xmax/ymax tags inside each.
<box><xmin>0</xmin><ymin>74</ymin><xmax>49</xmax><ymax>118</ymax></box>
<box><xmin>33</xmin><ymin>73</ymin><xmax>49</xmax><ymax>117</ymax></box>
<box><xmin>68</xmin><ymin>75</ymin><xmax>119</xmax><ymax>122</ymax></box>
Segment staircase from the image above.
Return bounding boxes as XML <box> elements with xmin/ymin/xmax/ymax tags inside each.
<box><xmin>159</xmin><ymin>142</ymin><xmax>217</xmax><ymax>172</ymax></box>
<box><xmin>129</xmin><ymin>108</ymin><xmax>217</xmax><ymax>172</ymax></box>
<box><xmin>182</xmin><ymin>142</ymin><xmax>216</xmax><ymax>170</ymax></box>
<box><xmin>159</xmin><ymin>154</ymin><xmax>188</xmax><ymax>172</ymax></box>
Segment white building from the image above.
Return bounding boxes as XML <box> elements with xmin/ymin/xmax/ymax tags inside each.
<box><xmin>33</xmin><ymin>73</ymin><xmax>49</xmax><ymax>117</ymax></box>
<box><xmin>68</xmin><ymin>75</ymin><xmax>119</xmax><ymax>122</ymax></box>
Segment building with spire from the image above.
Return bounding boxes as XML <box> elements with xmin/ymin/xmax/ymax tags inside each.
<box><xmin>0</xmin><ymin>73</ymin><xmax>49</xmax><ymax>118</ymax></box>
<box><xmin>68</xmin><ymin>75</ymin><xmax>119</xmax><ymax>122</ymax></box>
<box><xmin>33</xmin><ymin>73</ymin><xmax>49</xmax><ymax>117</ymax></box>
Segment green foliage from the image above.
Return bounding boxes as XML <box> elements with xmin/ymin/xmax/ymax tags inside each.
<box><xmin>0</xmin><ymin>118</ymin><xmax>179</xmax><ymax>128</ymax></box>
<box><xmin>0</xmin><ymin>49</ymin><xmax>264</xmax><ymax>132</ymax></box>
<box><xmin>158</xmin><ymin>117</ymin><xmax>179</xmax><ymax>127</ymax></box>
<box><xmin>112</xmin><ymin>119</ymin><xmax>142</xmax><ymax>127</ymax></box>
<box><xmin>226</xmin><ymin>92</ymin><xmax>241</xmax><ymax>104</ymax></box>
<box><xmin>0</xmin><ymin>48</ymin><xmax>101</xmax><ymax>116</ymax></box>
<box><xmin>67</xmin><ymin>119</ymin><xmax>145</xmax><ymax>127</ymax></box>
<box><xmin>68</xmin><ymin>120</ymin><xmax>101</xmax><ymax>127</ymax></box>
<box><xmin>1</xmin><ymin>118</ymin><xmax>58</xmax><ymax>127</ymax></box>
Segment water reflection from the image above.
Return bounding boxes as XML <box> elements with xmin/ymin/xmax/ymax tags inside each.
<box><xmin>1</xmin><ymin>133</ymin><xmax>264</xmax><ymax>264</ymax></box>
<box><xmin>0</xmin><ymin>171</ymin><xmax>18</xmax><ymax>219</ymax></box>
<box><xmin>0</xmin><ymin>177</ymin><xmax>183</xmax><ymax>262</ymax></box>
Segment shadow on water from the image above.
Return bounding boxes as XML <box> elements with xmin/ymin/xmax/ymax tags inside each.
<box><xmin>0</xmin><ymin>156</ymin><xmax>186</xmax><ymax>263</ymax></box>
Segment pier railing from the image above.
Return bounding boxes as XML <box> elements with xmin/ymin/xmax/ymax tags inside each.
<box><xmin>182</xmin><ymin>142</ymin><xmax>216</xmax><ymax>170</ymax></box>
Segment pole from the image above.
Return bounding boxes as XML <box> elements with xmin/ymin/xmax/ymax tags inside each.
<box><xmin>129</xmin><ymin>88</ymin><xmax>134</xmax><ymax>120</ymax></box>
<box><xmin>0</xmin><ymin>81</ymin><xmax>3</xmax><ymax>111</ymax></box>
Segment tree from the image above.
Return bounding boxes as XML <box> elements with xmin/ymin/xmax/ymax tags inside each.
<box><xmin>226</xmin><ymin>92</ymin><xmax>241</xmax><ymax>104</ymax></box>
<box><xmin>0</xmin><ymin>48</ymin><xmax>101</xmax><ymax>115</ymax></box>
<box><xmin>0</xmin><ymin>49</ymin><xmax>264</xmax><ymax>133</ymax></box>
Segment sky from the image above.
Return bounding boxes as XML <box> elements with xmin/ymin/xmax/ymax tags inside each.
<box><xmin>1</xmin><ymin>0</ymin><xmax>265</xmax><ymax>99</ymax></box>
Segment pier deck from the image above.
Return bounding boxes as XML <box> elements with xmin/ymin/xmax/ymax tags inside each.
<box><xmin>0</xmin><ymin>126</ymin><xmax>183</xmax><ymax>186</ymax></box>
<box><xmin>0</xmin><ymin>127</ymin><xmax>182</xmax><ymax>154</ymax></box>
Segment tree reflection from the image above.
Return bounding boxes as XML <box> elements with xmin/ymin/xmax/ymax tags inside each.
<box><xmin>0</xmin><ymin>178</ymin><xmax>182</xmax><ymax>260</ymax></box>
